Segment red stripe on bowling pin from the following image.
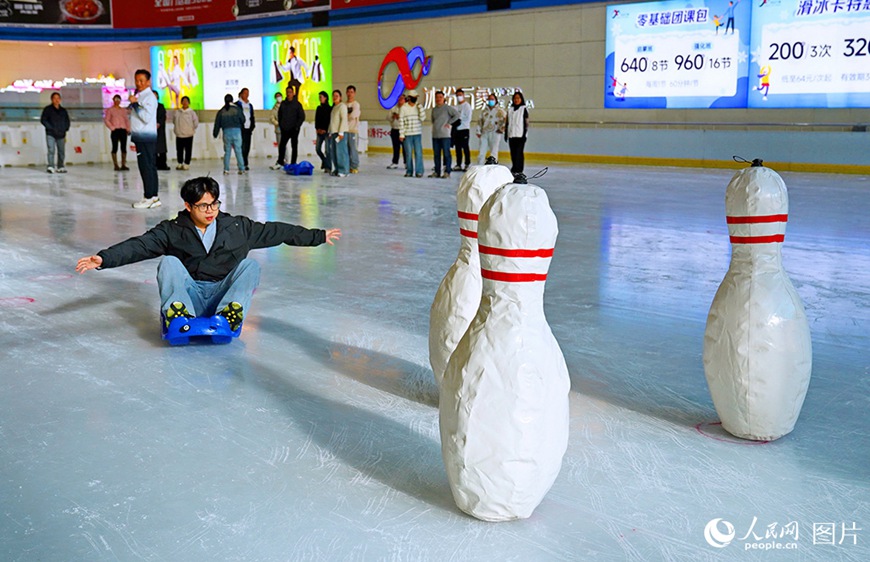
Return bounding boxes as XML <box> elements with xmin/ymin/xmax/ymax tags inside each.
<box><xmin>479</xmin><ymin>245</ymin><xmax>555</xmax><ymax>258</ymax></box>
<box><xmin>458</xmin><ymin>211</ymin><xmax>479</xmax><ymax>238</ymax></box>
<box><xmin>479</xmin><ymin>245</ymin><xmax>554</xmax><ymax>282</ymax></box>
<box><xmin>726</xmin><ymin>214</ymin><xmax>788</xmax><ymax>244</ymax></box>
<box><xmin>726</xmin><ymin>214</ymin><xmax>788</xmax><ymax>224</ymax></box>
<box><xmin>730</xmin><ymin>234</ymin><xmax>786</xmax><ymax>244</ymax></box>
<box><xmin>481</xmin><ymin>269</ymin><xmax>548</xmax><ymax>282</ymax></box>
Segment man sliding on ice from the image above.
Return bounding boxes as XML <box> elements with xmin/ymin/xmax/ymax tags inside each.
<box><xmin>76</xmin><ymin>176</ymin><xmax>341</xmax><ymax>342</ymax></box>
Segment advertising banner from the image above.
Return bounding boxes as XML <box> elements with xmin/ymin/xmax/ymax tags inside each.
<box><xmin>202</xmin><ymin>37</ymin><xmax>264</xmax><ymax>110</ymax></box>
<box><xmin>150</xmin><ymin>43</ymin><xmax>205</xmax><ymax>110</ymax></box>
<box><xmin>112</xmin><ymin>0</ymin><xmax>236</xmax><ymax>28</ymax></box>
<box><xmin>331</xmin><ymin>0</ymin><xmax>410</xmax><ymax>8</ymax></box>
<box><xmin>0</xmin><ymin>0</ymin><xmax>111</xmax><ymax>27</ymax></box>
<box><xmin>262</xmin><ymin>30</ymin><xmax>332</xmax><ymax>110</ymax></box>
<box><xmin>235</xmin><ymin>0</ymin><xmax>329</xmax><ymax>18</ymax></box>
<box><xmin>748</xmin><ymin>1</ymin><xmax>870</xmax><ymax>108</ymax></box>
<box><xmin>604</xmin><ymin>0</ymin><xmax>751</xmax><ymax>108</ymax></box>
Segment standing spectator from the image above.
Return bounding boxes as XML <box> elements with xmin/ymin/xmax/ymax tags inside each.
<box><xmin>155</xmin><ymin>92</ymin><xmax>170</xmax><ymax>171</ymax></box>
<box><xmin>269</xmin><ymin>91</ymin><xmax>282</xmax><ymax>154</ymax></box>
<box><xmin>505</xmin><ymin>91</ymin><xmax>530</xmax><ymax>176</ymax></box>
<box><xmin>387</xmin><ymin>95</ymin><xmax>406</xmax><ymax>170</ymax></box>
<box><xmin>398</xmin><ymin>90</ymin><xmax>425</xmax><ymax>178</ymax></box>
<box><xmin>452</xmin><ymin>89</ymin><xmax>472</xmax><ymax>171</ymax></box>
<box><xmin>430</xmin><ymin>91</ymin><xmax>459</xmax><ymax>178</ymax></box>
<box><xmin>314</xmin><ymin>91</ymin><xmax>332</xmax><ymax>173</ymax></box>
<box><xmin>40</xmin><ymin>92</ymin><xmax>70</xmax><ymax>174</ymax></box>
<box><xmin>328</xmin><ymin>89</ymin><xmax>349</xmax><ymax>177</ymax></box>
<box><xmin>129</xmin><ymin>70</ymin><xmax>160</xmax><ymax>209</ymax></box>
<box><xmin>236</xmin><ymin>87</ymin><xmax>255</xmax><ymax>171</ymax></box>
<box><xmin>271</xmin><ymin>86</ymin><xmax>305</xmax><ymax>170</ymax></box>
<box><xmin>172</xmin><ymin>95</ymin><xmax>198</xmax><ymax>170</ymax></box>
<box><xmin>213</xmin><ymin>93</ymin><xmax>245</xmax><ymax>175</ymax></box>
<box><xmin>346</xmin><ymin>85</ymin><xmax>361</xmax><ymax>174</ymax></box>
<box><xmin>476</xmin><ymin>93</ymin><xmax>506</xmax><ymax>165</ymax></box>
<box><xmin>103</xmin><ymin>94</ymin><xmax>130</xmax><ymax>172</ymax></box>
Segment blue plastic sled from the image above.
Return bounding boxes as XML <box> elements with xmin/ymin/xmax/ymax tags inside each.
<box><xmin>162</xmin><ymin>315</ymin><xmax>242</xmax><ymax>346</ymax></box>
<box><xmin>283</xmin><ymin>161</ymin><xmax>314</xmax><ymax>176</ymax></box>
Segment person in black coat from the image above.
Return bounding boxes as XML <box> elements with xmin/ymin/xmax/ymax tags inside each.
<box><xmin>270</xmin><ymin>86</ymin><xmax>306</xmax><ymax>169</ymax></box>
<box><xmin>75</xmin><ymin>176</ymin><xmax>341</xmax><ymax>333</ymax></box>
<box><xmin>40</xmin><ymin>92</ymin><xmax>71</xmax><ymax>173</ymax></box>
<box><xmin>154</xmin><ymin>91</ymin><xmax>170</xmax><ymax>170</ymax></box>
<box><xmin>314</xmin><ymin>91</ymin><xmax>331</xmax><ymax>172</ymax></box>
<box><xmin>235</xmin><ymin>87</ymin><xmax>256</xmax><ymax>171</ymax></box>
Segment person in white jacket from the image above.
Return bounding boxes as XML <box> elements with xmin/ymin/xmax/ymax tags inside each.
<box><xmin>476</xmin><ymin>93</ymin><xmax>506</xmax><ymax>165</ymax></box>
<box><xmin>129</xmin><ymin>69</ymin><xmax>160</xmax><ymax>209</ymax></box>
<box><xmin>452</xmin><ymin>88</ymin><xmax>473</xmax><ymax>171</ymax></box>
<box><xmin>172</xmin><ymin>95</ymin><xmax>199</xmax><ymax>170</ymax></box>
<box><xmin>504</xmin><ymin>90</ymin><xmax>529</xmax><ymax>175</ymax></box>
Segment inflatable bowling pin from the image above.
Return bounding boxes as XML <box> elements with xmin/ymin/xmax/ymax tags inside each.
<box><xmin>703</xmin><ymin>161</ymin><xmax>812</xmax><ymax>441</ymax></box>
<box><xmin>429</xmin><ymin>162</ymin><xmax>515</xmax><ymax>385</ymax></box>
<box><xmin>440</xmin><ymin>180</ymin><xmax>570</xmax><ymax>521</ymax></box>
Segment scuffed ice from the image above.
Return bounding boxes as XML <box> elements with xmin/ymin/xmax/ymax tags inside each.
<box><xmin>0</xmin><ymin>157</ymin><xmax>867</xmax><ymax>561</ymax></box>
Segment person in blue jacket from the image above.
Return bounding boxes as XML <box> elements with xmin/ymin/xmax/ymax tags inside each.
<box><xmin>75</xmin><ymin>176</ymin><xmax>341</xmax><ymax>333</ymax></box>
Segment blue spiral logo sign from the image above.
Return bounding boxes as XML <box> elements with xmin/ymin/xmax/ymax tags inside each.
<box><xmin>377</xmin><ymin>46</ymin><xmax>432</xmax><ymax>109</ymax></box>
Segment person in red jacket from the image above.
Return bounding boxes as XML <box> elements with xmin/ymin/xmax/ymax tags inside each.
<box><xmin>75</xmin><ymin>176</ymin><xmax>341</xmax><ymax>332</ymax></box>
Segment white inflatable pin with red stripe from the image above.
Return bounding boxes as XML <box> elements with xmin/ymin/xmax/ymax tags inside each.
<box><xmin>703</xmin><ymin>160</ymin><xmax>812</xmax><ymax>441</ymax></box>
<box><xmin>428</xmin><ymin>161</ymin><xmax>514</xmax><ymax>386</ymax></box>
<box><xmin>440</xmin><ymin>178</ymin><xmax>570</xmax><ymax>522</ymax></box>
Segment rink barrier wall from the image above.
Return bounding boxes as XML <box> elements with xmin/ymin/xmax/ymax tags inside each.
<box><xmin>0</xmin><ymin>120</ymin><xmax>368</xmax><ymax>169</ymax></box>
<box><xmin>3</xmin><ymin>118</ymin><xmax>867</xmax><ymax>175</ymax></box>
<box><xmin>365</xmin><ymin>124</ymin><xmax>870</xmax><ymax>175</ymax></box>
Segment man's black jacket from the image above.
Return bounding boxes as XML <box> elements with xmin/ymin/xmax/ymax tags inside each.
<box><xmin>40</xmin><ymin>105</ymin><xmax>70</xmax><ymax>139</ymax></box>
<box><xmin>97</xmin><ymin>211</ymin><xmax>326</xmax><ymax>282</ymax></box>
<box><xmin>277</xmin><ymin>98</ymin><xmax>305</xmax><ymax>132</ymax></box>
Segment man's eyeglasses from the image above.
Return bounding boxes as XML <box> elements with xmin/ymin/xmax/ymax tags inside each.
<box><xmin>192</xmin><ymin>200</ymin><xmax>221</xmax><ymax>211</ymax></box>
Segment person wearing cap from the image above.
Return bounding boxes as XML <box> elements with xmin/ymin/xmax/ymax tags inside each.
<box><xmin>398</xmin><ymin>90</ymin><xmax>426</xmax><ymax>178</ymax></box>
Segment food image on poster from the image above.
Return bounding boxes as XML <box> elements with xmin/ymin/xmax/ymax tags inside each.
<box><xmin>202</xmin><ymin>37</ymin><xmax>264</xmax><ymax>110</ymax></box>
<box><xmin>604</xmin><ymin>0</ymin><xmax>751</xmax><ymax>108</ymax></box>
<box><xmin>150</xmin><ymin>43</ymin><xmax>205</xmax><ymax>110</ymax></box>
<box><xmin>748</xmin><ymin>1</ymin><xmax>870</xmax><ymax>108</ymax></box>
<box><xmin>0</xmin><ymin>0</ymin><xmax>111</xmax><ymax>26</ymax></box>
<box><xmin>262</xmin><ymin>30</ymin><xmax>332</xmax><ymax>110</ymax></box>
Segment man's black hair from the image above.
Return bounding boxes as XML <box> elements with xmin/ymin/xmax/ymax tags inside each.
<box><xmin>346</xmin><ymin>85</ymin><xmax>356</xmax><ymax>92</ymax></box>
<box><xmin>180</xmin><ymin>177</ymin><xmax>220</xmax><ymax>206</ymax></box>
<box><xmin>135</xmin><ymin>69</ymin><xmax>151</xmax><ymax>80</ymax></box>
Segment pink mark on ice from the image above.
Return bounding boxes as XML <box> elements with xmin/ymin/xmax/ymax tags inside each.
<box><xmin>0</xmin><ymin>297</ymin><xmax>36</xmax><ymax>307</ymax></box>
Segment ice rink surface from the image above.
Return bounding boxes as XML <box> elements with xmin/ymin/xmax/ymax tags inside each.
<box><xmin>0</xmin><ymin>156</ymin><xmax>867</xmax><ymax>561</ymax></box>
